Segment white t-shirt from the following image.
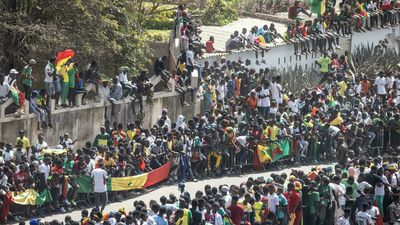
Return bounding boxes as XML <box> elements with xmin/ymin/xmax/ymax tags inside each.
<box><xmin>0</xmin><ymin>83</ymin><xmax>10</xmax><ymax>98</ymax></box>
<box><xmin>386</xmin><ymin>76</ymin><xmax>394</xmax><ymax>89</ymax></box>
<box><xmin>186</xmin><ymin>50</ymin><xmax>195</xmax><ymax>67</ymax></box>
<box><xmin>391</xmin><ymin>172</ymin><xmax>399</xmax><ymax>186</ymax></box>
<box><xmin>329</xmin><ymin>126</ymin><xmax>341</xmax><ymax>137</ymax></box>
<box><xmin>91</xmin><ymin>168</ymin><xmax>108</xmax><ymax>193</ymax></box>
<box><xmin>374</xmin><ymin>175</ymin><xmax>388</xmax><ymax>196</ymax></box>
<box><xmin>337</xmin><ymin>216</ymin><xmax>351</xmax><ymax>225</ymax></box>
<box><xmin>44</xmin><ymin>63</ymin><xmax>54</xmax><ymax>82</ymax></box>
<box><xmin>375</xmin><ymin>77</ymin><xmax>387</xmax><ymax>95</ymax></box>
<box><xmin>222</xmin><ymin>194</ymin><xmax>232</xmax><ymax>208</ymax></box>
<box><xmin>366</xmin><ymin>206</ymin><xmax>379</xmax><ymax>225</ymax></box>
<box><xmin>35</xmin><ymin>142</ymin><xmax>48</xmax><ymax>151</ymax></box>
<box><xmin>356</xmin><ymin>211</ymin><xmax>372</xmax><ymax>225</ymax></box>
<box><xmin>39</xmin><ymin>163</ymin><xmax>50</xmax><ymax>180</ymax></box>
<box><xmin>288</xmin><ymin>100</ymin><xmax>298</xmax><ymax>115</ymax></box>
<box><xmin>118</xmin><ymin>72</ymin><xmax>129</xmax><ymax>84</ymax></box>
<box><xmin>257</xmin><ymin>88</ymin><xmax>270</xmax><ymax>107</ymax></box>
<box><xmin>216</xmin><ymin>85</ymin><xmax>226</xmax><ymax>100</ymax></box>
<box><xmin>3</xmin><ymin>150</ymin><xmax>14</xmax><ymax>162</ymax></box>
<box><xmin>246</xmin><ymin>32</ymin><xmax>255</xmax><ymax>44</ymax></box>
<box><xmin>270</xmin><ymin>82</ymin><xmax>283</xmax><ymax>104</ymax></box>
<box><xmin>267</xmin><ymin>193</ymin><xmax>279</xmax><ymax>213</ymax></box>
<box><xmin>214</xmin><ymin>212</ymin><xmax>223</xmax><ymax>225</ymax></box>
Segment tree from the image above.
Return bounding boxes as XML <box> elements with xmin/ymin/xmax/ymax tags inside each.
<box><xmin>0</xmin><ymin>0</ymin><xmax>152</xmax><ymax>75</ymax></box>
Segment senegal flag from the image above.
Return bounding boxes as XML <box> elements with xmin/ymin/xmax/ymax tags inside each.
<box><xmin>12</xmin><ymin>188</ymin><xmax>52</xmax><ymax>206</ymax></box>
<box><xmin>310</xmin><ymin>0</ymin><xmax>326</xmax><ymax>17</ymax></box>
<box><xmin>107</xmin><ymin>173</ymin><xmax>148</xmax><ymax>191</ymax></box>
<box><xmin>257</xmin><ymin>144</ymin><xmax>271</xmax><ymax>163</ymax></box>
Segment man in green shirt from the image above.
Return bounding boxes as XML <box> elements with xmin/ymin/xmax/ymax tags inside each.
<box><xmin>305</xmin><ymin>181</ymin><xmax>320</xmax><ymax>225</ymax></box>
<box><xmin>315</xmin><ymin>52</ymin><xmax>331</xmax><ymax>80</ymax></box>
<box><xmin>22</xmin><ymin>59</ymin><xmax>36</xmax><ymax>100</ymax></box>
<box><xmin>318</xmin><ymin>176</ymin><xmax>331</xmax><ymax>225</ymax></box>
<box><xmin>68</xmin><ymin>63</ymin><xmax>78</xmax><ymax>106</ymax></box>
<box><xmin>93</xmin><ymin>126</ymin><xmax>113</xmax><ymax>147</ymax></box>
<box><xmin>341</xmin><ymin>176</ymin><xmax>359</xmax><ymax>199</ymax></box>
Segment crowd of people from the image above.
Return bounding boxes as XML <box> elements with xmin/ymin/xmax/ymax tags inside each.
<box><xmin>220</xmin><ymin>0</ymin><xmax>400</xmax><ymax>55</ymax></box>
<box><xmin>0</xmin><ymin>58</ymin><xmax>154</xmax><ymax>129</ymax></box>
<box><xmin>1</xmin><ymin>1</ymin><xmax>400</xmax><ymax>225</ymax></box>
<box><xmin>2</xmin><ymin>47</ymin><xmax>400</xmax><ymax>225</ymax></box>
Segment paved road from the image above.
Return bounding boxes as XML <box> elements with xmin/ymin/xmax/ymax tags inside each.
<box><xmin>12</xmin><ymin>163</ymin><xmax>333</xmax><ymax>223</ymax></box>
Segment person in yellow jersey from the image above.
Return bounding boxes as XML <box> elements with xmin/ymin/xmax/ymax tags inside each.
<box><xmin>59</xmin><ymin>61</ymin><xmax>70</xmax><ymax>107</ymax></box>
<box><xmin>251</xmin><ymin>192</ymin><xmax>264</xmax><ymax>224</ymax></box>
<box><xmin>337</xmin><ymin>76</ymin><xmax>348</xmax><ymax>97</ymax></box>
<box><xmin>265</xmin><ymin>120</ymin><xmax>279</xmax><ymax>141</ymax></box>
<box><xmin>178</xmin><ymin>198</ymin><xmax>192</xmax><ymax>225</ymax></box>
<box><xmin>238</xmin><ymin>193</ymin><xmax>253</xmax><ymax>221</ymax></box>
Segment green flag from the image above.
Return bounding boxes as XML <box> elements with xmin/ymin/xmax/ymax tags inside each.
<box><xmin>75</xmin><ymin>175</ymin><xmax>93</xmax><ymax>193</ymax></box>
<box><xmin>270</xmin><ymin>139</ymin><xmax>291</xmax><ymax>162</ymax></box>
<box><xmin>36</xmin><ymin>188</ymin><xmax>53</xmax><ymax>206</ymax></box>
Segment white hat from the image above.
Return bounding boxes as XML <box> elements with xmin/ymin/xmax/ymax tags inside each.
<box><xmin>9</xmin><ymin>69</ymin><xmax>18</xmax><ymax>74</ymax></box>
<box><xmin>221</xmin><ymin>185</ymin><xmax>229</xmax><ymax>193</ymax></box>
<box><xmin>29</xmin><ymin>59</ymin><xmax>36</xmax><ymax>64</ymax></box>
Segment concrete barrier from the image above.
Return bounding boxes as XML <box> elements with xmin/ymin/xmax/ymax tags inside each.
<box><xmin>0</xmin><ymin>90</ymin><xmax>200</xmax><ymax>148</ymax></box>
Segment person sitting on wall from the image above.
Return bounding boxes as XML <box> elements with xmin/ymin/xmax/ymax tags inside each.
<box><xmin>118</xmin><ymin>67</ymin><xmax>135</xmax><ymax>99</ymax></box>
<box><xmin>288</xmin><ymin>0</ymin><xmax>311</xmax><ymax>20</ymax></box>
<box><xmin>154</xmin><ymin>56</ymin><xmax>172</xmax><ymax>90</ymax></box>
<box><xmin>176</xmin><ymin>69</ymin><xmax>194</xmax><ymax>107</ymax></box>
<box><xmin>0</xmin><ymin>75</ymin><xmax>10</xmax><ymax>103</ymax></box>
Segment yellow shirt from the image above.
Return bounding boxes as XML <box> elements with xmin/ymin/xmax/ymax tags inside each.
<box><xmin>238</xmin><ymin>201</ymin><xmax>252</xmax><ymax>213</ymax></box>
<box><xmin>209</xmin><ymin>85</ymin><xmax>217</xmax><ymax>101</ymax></box>
<box><xmin>126</xmin><ymin>130</ymin><xmax>136</xmax><ymax>141</ymax></box>
<box><xmin>16</xmin><ymin>136</ymin><xmax>30</xmax><ymax>150</ymax></box>
<box><xmin>266</xmin><ymin>126</ymin><xmax>279</xmax><ymax>141</ymax></box>
<box><xmin>338</xmin><ymin>81</ymin><xmax>347</xmax><ymax>97</ymax></box>
<box><xmin>252</xmin><ymin>201</ymin><xmax>263</xmax><ymax>223</ymax></box>
<box><xmin>59</xmin><ymin>65</ymin><xmax>69</xmax><ymax>83</ymax></box>
<box><xmin>103</xmin><ymin>158</ymin><xmax>116</xmax><ymax>167</ymax></box>
<box><xmin>167</xmin><ymin>140</ymin><xmax>173</xmax><ymax>151</ymax></box>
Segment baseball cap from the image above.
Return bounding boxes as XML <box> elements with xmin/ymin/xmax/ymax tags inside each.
<box><xmin>9</xmin><ymin>69</ymin><xmax>18</xmax><ymax>74</ymax></box>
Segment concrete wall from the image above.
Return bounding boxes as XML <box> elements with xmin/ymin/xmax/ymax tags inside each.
<box><xmin>0</xmin><ymin>91</ymin><xmax>198</xmax><ymax>148</ymax></box>
<box><xmin>197</xmin><ymin>38</ymin><xmax>351</xmax><ymax>71</ymax></box>
<box><xmin>197</xmin><ymin>28</ymin><xmax>400</xmax><ymax>70</ymax></box>
<box><xmin>351</xmin><ymin>27</ymin><xmax>400</xmax><ymax>53</ymax></box>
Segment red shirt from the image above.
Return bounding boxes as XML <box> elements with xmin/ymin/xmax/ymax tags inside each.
<box><xmin>284</xmin><ymin>191</ymin><xmax>301</xmax><ymax>213</ymax></box>
<box><xmin>205</xmin><ymin>40</ymin><xmax>215</xmax><ymax>53</ymax></box>
<box><xmin>227</xmin><ymin>204</ymin><xmax>244</xmax><ymax>225</ymax></box>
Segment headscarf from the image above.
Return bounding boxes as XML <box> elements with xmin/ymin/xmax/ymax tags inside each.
<box><xmin>176</xmin><ymin>115</ymin><xmax>187</xmax><ymax>130</ymax></box>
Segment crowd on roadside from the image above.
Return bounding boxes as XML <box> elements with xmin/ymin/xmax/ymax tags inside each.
<box><xmin>2</xmin><ymin>46</ymin><xmax>400</xmax><ymax>225</ymax></box>
<box><xmin>20</xmin><ymin>156</ymin><xmax>400</xmax><ymax>225</ymax></box>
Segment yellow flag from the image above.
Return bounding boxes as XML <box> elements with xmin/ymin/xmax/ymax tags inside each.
<box><xmin>110</xmin><ymin>173</ymin><xmax>148</xmax><ymax>191</ymax></box>
<box><xmin>257</xmin><ymin>144</ymin><xmax>271</xmax><ymax>163</ymax></box>
<box><xmin>12</xmin><ymin>189</ymin><xmax>38</xmax><ymax>206</ymax></box>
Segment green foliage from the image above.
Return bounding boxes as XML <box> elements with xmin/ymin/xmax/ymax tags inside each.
<box><xmin>351</xmin><ymin>42</ymin><xmax>399</xmax><ymax>77</ymax></box>
<box><xmin>265</xmin><ymin>66</ymin><xmax>321</xmax><ymax>95</ymax></box>
<box><xmin>146</xmin><ymin>30</ymin><xmax>171</xmax><ymax>43</ymax></box>
<box><xmin>142</xmin><ymin>6</ymin><xmax>175</xmax><ymax>30</ymax></box>
<box><xmin>201</xmin><ymin>0</ymin><xmax>239</xmax><ymax>26</ymax></box>
<box><xmin>0</xmin><ymin>0</ymin><xmax>152</xmax><ymax>75</ymax></box>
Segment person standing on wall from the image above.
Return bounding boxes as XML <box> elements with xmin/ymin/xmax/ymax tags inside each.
<box><xmin>22</xmin><ymin>59</ymin><xmax>36</xmax><ymax>101</ymax></box>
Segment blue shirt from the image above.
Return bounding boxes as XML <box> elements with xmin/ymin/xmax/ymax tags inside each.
<box><xmin>152</xmin><ymin>215</ymin><xmax>168</xmax><ymax>225</ymax></box>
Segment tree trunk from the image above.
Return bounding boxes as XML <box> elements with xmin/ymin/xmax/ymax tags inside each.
<box><xmin>199</xmin><ymin>0</ymin><xmax>206</xmax><ymax>9</ymax></box>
